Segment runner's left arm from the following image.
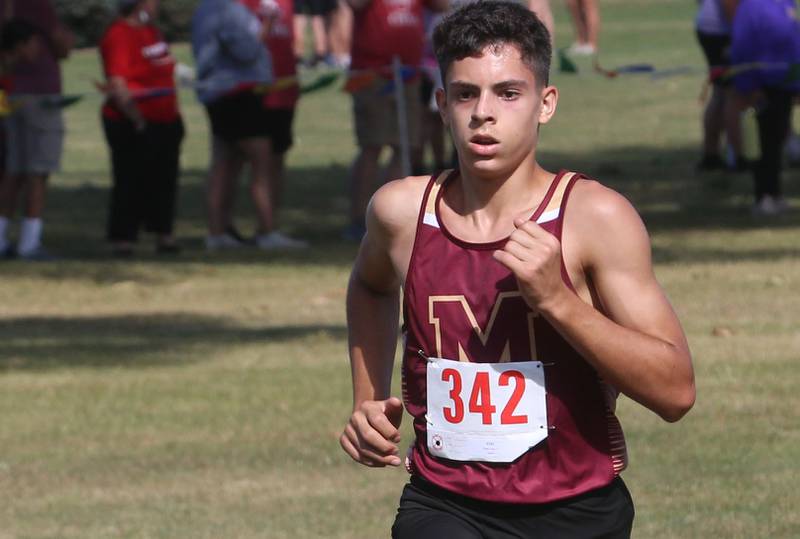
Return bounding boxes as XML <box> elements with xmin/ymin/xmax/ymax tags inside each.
<box><xmin>494</xmin><ymin>182</ymin><xmax>695</xmax><ymax>422</ymax></box>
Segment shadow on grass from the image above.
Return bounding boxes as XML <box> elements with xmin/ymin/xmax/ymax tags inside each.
<box><xmin>5</xmin><ymin>145</ymin><xmax>800</xmax><ymax>272</ymax></box>
<box><xmin>0</xmin><ymin>313</ymin><xmax>346</xmax><ymax>371</ymax></box>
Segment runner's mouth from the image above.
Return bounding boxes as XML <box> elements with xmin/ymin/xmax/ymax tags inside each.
<box><xmin>470</xmin><ymin>134</ymin><xmax>499</xmax><ymax>145</ymax></box>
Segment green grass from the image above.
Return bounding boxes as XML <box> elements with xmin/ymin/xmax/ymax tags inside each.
<box><xmin>1</xmin><ymin>1</ymin><xmax>799</xmax><ymax>536</ymax></box>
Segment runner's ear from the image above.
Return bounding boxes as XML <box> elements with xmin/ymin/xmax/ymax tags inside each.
<box><xmin>538</xmin><ymin>85</ymin><xmax>558</xmax><ymax>125</ymax></box>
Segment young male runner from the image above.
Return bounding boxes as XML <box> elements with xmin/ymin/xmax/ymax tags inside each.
<box><xmin>339</xmin><ymin>2</ymin><xmax>695</xmax><ymax>537</ymax></box>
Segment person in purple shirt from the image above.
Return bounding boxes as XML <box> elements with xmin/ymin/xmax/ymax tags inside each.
<box><xmin>730</xmin><ymin>0</ymin><xmax>800</xmax><ymax>215</ymax></box>
<box><xmin>0</xmin><ymin>0</ymin><xmax>73</xmax><ymax>260</ymax></box>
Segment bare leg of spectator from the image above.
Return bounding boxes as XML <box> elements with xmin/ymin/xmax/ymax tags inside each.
<box><xmin>566</xmin><ymin>0</ymin><xmax>598</xmax><ymax>53</ymax></box>
<box><xmin>238</xmin><ymin>137</ymin><xmax>275</xmax><ymax>235</ymax></box>
<box><xmin>294</xmin><ymin>14</ymin><xmax>308</xmax><ymax>63</ymax></box>
<box><xmin>311</xmin><ymin>15</ymin><xmax>328</xmax><ymax>62</ymax></box>
<box><xmin>0</xmin><ymin>173</ymin><xmax>24</xmax><ymax>254</ymax></box>
<box><xmin>328</xmin><ymin>0</ymin><xmax>352</xmax><ymax>67</ymax></box>
<box><xmin>0</xmin><ymin>173</ymin><xmax>24</xmax><ymax>218</ymax></box>
<box><xmin>207</xmin><ymin>137</ymin><xmax>245</xmax><ymax>247</ymax></box>
<box><xmin>349</xmin><ymin>145</ymin><xmax>382</xmax><ymax>235</ymax></box>
<box><xmin>723</xmin><ymin>87</ymin><xmax>744</xmax><ymax>166</ymax></box>
<box><xmin>566</xmin><ymin>0</ymin><xmax>588</xmax><ymax>45</ymax></box>
<box><xmin>528</xmin><ymin>0</ymin><xmax>554</xmax><ymax>44</ymax></box>
<box><xmin>268</xmin><ymin>151</ymin><xmax>286</xmax><ymax>213</ymax></box>
<box><xmin>702</xmin><ymin>85</ymin><xmax>724</xmax><ymax>159</ymax></box>
<box><xmin>17</xmin><ymin>174</ymin><xmax>47</xmax><ymax>257</ymax></box>
<box><xmin>221</xmin><ymin>150</ymin><xmax>245</xmax><ymax>233</ymax></box>
<box><xmin>583</xmin><ymin>0</ymin><xmax>600</xmax><ymax>51</ymax></box>
<box><xmin>385</xmin><ymin>146</ymin><xmax>403</xmax><ymax>184</ymax></box>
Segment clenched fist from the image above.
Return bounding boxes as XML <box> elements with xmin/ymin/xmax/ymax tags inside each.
<box><xmin>340</xmin><ymin>397</ymin><xmax>404</xmax><ymax>467</ymax></box>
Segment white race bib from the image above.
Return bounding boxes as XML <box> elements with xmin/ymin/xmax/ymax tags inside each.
<box><xmin>426</xmin><ymin>357</ymin><xmax>548</xmax><ymax>463</ymax></box>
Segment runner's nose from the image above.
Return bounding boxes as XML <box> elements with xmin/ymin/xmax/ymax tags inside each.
<box><xmin>471</xmin><ymin>93</ymin><xmax>495</xmax><ymax>124</ymax></box>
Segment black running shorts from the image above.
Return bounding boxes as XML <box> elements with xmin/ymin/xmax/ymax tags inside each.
<box><xmin>392</xmin><ymin>475</ymin><xmax>635</xmax><ymax>539</ymax></box>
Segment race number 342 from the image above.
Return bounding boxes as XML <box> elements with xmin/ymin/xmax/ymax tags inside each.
<box><xmin>440</xmin><ymin>368</ymin><xmax>528</xmax><ymax>425</ymax></box>
<box><xmin>426</xmin><ymin>357</ymin><xmax>548</xmax><ymax>462</ymax></box>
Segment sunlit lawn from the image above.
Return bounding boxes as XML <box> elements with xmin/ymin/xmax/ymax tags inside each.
<box><xmin>0</xmin><ymin>0</ymin><xmax>798</xmax><ymax>537</ymax></box>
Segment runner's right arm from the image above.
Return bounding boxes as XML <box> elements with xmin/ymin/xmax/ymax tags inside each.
<box><xmin>340</xmin><ymin>193</ymin><xmax>404</xmax><ymax>467</ymax></box>
<box><xmin>340</xmin><ymin>178</ymin><xmax>426</xmax><ymax>467</ymax></box>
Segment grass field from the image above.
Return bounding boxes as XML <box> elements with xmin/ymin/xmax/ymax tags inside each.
<box><xmin>1</xmin><ymin>0</ymin><xmax>799</xmax><ymax>537</ymax></box>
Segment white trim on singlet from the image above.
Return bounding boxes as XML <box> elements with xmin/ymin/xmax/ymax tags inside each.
<box><xmin>421</xmin><ymin>171</ymin><xmax>569</xmax><ymax>230</ymax></box>
<box><xmin>535</xmin><ymin>208</ymin><xmax>560</xmax><ymax>224</ymax></box>
<box><xmin>424</xmin><ymin>206</ymin><xmax>560</xmax><ymax>229</ymax></box>
<box><xmin>423</xmin><ymin>212</ymin><xmax>440</xmax><ymax>228</ymax></box>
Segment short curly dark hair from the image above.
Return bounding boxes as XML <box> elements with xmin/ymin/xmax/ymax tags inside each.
<box><xmin>433</xmin><ymin>0</ymin><xmax>552</xmax><ymax>88</ymax></box>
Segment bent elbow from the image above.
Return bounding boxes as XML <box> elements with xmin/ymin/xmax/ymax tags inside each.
<box><xmin>659</xmin><ymin>383</ymin><xmax>696</xmax><ymax>423</ymax></box>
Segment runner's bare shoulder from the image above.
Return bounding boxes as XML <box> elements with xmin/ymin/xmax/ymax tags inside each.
<box><xmin>368</xmin><ymin>175</ymin><xmax>432</xmax><ymax>243</ymax></box>
<box><xmin>563</xmin><ymin>178</ymin><xmax>651</xmax><ymax>269</ymax></box>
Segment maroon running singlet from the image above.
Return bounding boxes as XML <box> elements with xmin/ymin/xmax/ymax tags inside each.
<box><xmin>401</xmin><ymin>169</ymin><xmax>628</xmax><ymax>504</ymax></box>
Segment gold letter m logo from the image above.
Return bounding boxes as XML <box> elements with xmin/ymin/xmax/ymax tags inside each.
<box><xmin>428</xmin><ymin>292</ymin><xmax>537</xmax><ymax>363</ymax></box>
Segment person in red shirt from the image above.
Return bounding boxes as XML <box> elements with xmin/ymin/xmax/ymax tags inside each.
<box><xmin>343</xmin><ymin>0</ymin><xmax>447</xmax><ymax>241</ymax></box>
<box><xmin>99</xmin><ymin>0</ymin><xmax>184</xmax><ymax>256</ymax></box>
<box><xmin>262</xmin><ymin>0</ymin><xmax>304</xmax><ymax>244</ymax></box>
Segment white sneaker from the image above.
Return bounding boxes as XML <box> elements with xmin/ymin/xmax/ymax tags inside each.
<box><xmin>206</xmin><ymin>233</ymin><xmax>245</xmax><ymax>251</ymax></box>
<box><xmin>255</xmin><ymin>231</ymin><xmax>308</xmax><ymax>250</ymax></box>
<box><xmin>751</xmin><ymin>195</ymin><xmax>782</xmax><ymax>216</ymax></box>
<box><xmin>567</xmin><ymin>42</ymin><xmax>596</xmax><ymax>56</ymax></box>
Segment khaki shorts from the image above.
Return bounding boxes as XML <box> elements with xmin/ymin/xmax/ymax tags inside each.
<box><xmin>5</xmin><ymin>96</ymin><xmax>65</xmax><ymax>175</ymax></box>
<box><xmin>352</xmin><ymin>78</ymin><xmax>421</xmax><ymax>149</ymax></box>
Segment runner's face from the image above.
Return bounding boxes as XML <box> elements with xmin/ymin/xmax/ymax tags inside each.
<box><xmin>437</xmin><ymin>44</ymin><xmax>557</xmax><ymax>178</ymax></box>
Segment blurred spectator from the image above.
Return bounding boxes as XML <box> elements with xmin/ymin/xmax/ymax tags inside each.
<box><xmin>0</xmin><ymin>0</ymin><xmax>73</xmax><ymax>260</ymax></box>
<box><xmin>413</xmin><ymin>8</ymin><xmax>447</xmax><ymax>176</ymax></box>
<box><xmin>565</xmin><ymin>0</ymin><xmax>599</xmax><ymax>55</ymax></box>
<box><xmin>99</xmin><ymin>0</ymin><xmax>184</xmax><ymax>256</ymax></box>
<box><xmin>344</xmin><ymin>0</ymin><xmax>447</xmax><ymax>241</ymax></box>
<box><xmin>328</xmin><ymin>0</ymin><xmax>353</xmax><ymax>68</ymax></box>
<box><xmin>528</xmin><ymin>0</ymin><xmax>554</xmax><ymax>46</ymax></box>
<box><xmin>239</xmin><ymin>0</ymin><xmax>308</xmax><ymax>249</ymax></box>
<box><xmin>294</xmin><ymin>0</ymin><xmax>336</xmax><ymax>67</ymax></box>
<box><xmin>786</xmin><ymin>127</ymin><xmax>800</xmax><ymax>167</ymax></box>
<box><xmin>730</xmin><ymin>0</ymin><xmax>800</xmax><ymax>215</ymax></box>
<box><xmin>0</xmin><ymin>19</ymin><xmax>42</xmax><ymax>69</ymax></box>
<box><xmin>194</xmin><ymin>0</ymin><xmax>305</xmax><ymax>250</ymax></box>
<box><xmin>0</xmin><ymin>19</ymin><xmax>41</xmax><ymax>259</ymax></box>
<box><xmin>695</xmin><ymin>0</ymin><xmax>745</xmax><ymax>172</ymax></box>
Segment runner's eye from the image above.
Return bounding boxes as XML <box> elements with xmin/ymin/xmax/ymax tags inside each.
<box><xmin>457</xmin><ymin>90</ymin><xmax>476</xmax><ymax>101</ymax></box>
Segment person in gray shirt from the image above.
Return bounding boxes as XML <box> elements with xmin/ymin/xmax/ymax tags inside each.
<box><xmin>193</xmin><ymin>0</ymin><xmax>306</xmax><ymax>251</ymax></box>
